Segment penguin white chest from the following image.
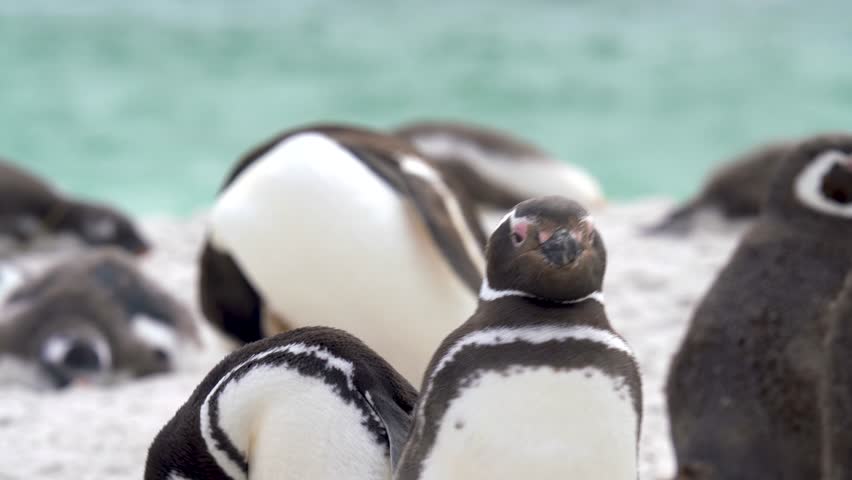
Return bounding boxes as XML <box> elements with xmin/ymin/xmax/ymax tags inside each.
<box><xmin>208</xmin><ymin>133</ymin><xmax>477</xmax><ymax>383</ymax></box>
<box><xmin>418</xmin><ymin>366</ymin><xmax>638</xmax><ymax>480</ymax></box>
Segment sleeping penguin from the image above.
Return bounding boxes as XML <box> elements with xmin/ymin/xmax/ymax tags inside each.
<box><xmin>394</xmin><ymin>120</ymin><xmax>606</xmax><ymax>224</ymax></box>
<box><xmin>0</xmin><ymin>158</ymin><xmax>149</xmax><ymax>255</ymax></box>
<box><xmin>0</xmin><ymin>249</ymin><xmax>198</xmax><ymax>388</ymax></box>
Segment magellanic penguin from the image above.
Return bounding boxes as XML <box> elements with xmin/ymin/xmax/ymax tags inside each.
<box><xmin>0</xmin><ymin>249</ymin><xmax>198</xmax><ymax>388</ymax></box>
<box><xmin>821</xmin><ymin>272</ymin><xmax>852</xmax><ymax>480</ymax></box>
<box><xmin>393</xmin><ymin>120</ymin><xmax>606</xmax><ymax>223</ymax></box>
<box><xmin>145</xmin><ymin>326</ymin><xmax>418</xmax><ymax>480</ymax></box>
<box><xmin>646</xmin><ymin>139</ymin><xmax>797</xmax><ymax>234</ymax></box>
<box><xmin>666</xmin><ymin>134</ymin><xmax>852</xmax><ymax>479</ymax></box>
<box><xmin>395</xmin><ymin>196</ymin><xmax>642</xmax><ymax>480</ymax></box>
<box><xmin>200</xmin><ymin>123</ymin><xmax>487</xmax><ymax>383</ymax></box>
<box><xmin>0</xmin><ymin>158</ymin><xmax>149</xmax><ymax>255</ymax></box>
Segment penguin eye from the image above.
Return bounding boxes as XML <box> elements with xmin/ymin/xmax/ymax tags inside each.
<box><xmin>511</xmin><ymin>232</ymin><xmax>524</xmax><ymax>246</ymax></box>
<box><xmin>820</xmin><ymin>162</ymin><xmax>852</xmax><ymax>205</ymax></box>
<box><xmin>794</xmin><ymin>151</ymin><xmax>852</xmax><ymax>218</ymax></box>
<box><xmin>510</xmin><ymin>221</ymin><xmax>529</xmax><ymax>247</ymax></box>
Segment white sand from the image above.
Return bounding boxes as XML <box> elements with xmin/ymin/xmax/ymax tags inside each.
<box><xmin>0</xmin><ymin>200</ymin><xmax>746</xmax><ymax>480</ymax></box>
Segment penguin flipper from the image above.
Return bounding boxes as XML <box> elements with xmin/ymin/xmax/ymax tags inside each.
<box><xmin>198</xmin><ymin>241</ymin><xmax>265</xmax><ymax>344</ymax></box>
<box><xmin>367</xmin><ymin>389</ymin><xmax>414</xmax><ymax>470</ymax></box>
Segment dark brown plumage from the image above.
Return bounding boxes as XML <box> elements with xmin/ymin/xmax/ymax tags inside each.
<box><xmin>666</xmin><ymin>134</ymin><xmax>852</xmax><ymax>479</ymax></box>
<box><xmin>0</xmin><ymin>158</ymin><xmax>149</xmax><ymax>254</ymax></box>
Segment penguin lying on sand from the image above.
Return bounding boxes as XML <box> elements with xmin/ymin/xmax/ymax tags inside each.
<box><xmin>666</xmin><ymin>134</ymin><xmax>852</xmax><ymax>479</ymax></box>
<box><xmin>0</xmin><ymin>249</ymin><xmax>198</xmax><ymax>388</ymax></box>
<box><xmin>822</xmin><ymin>272</ymin><xmax>852</xmax><ymax>480</ymax></box>
<box><xmin>394</xmin><ymin>120</ymin><xmax>605</xmax><ymax>222</ymax></box>
<box><xmin>0</xmin><ymin>158</ymin><xmax>149</xmax><ymax>254</ymax></box>
<box><xmin>145</xmin><ymin>327</ymin><xmax>418</xmax><ymax>480</ymax></box>
<box><xmin>396</xmin><ymin>196</ymin><xmax>642</xmax><ymax>480</ymax></box>
<box><xmin>200</xmin><ymin>123</ymin><xmax>486</xmax><ymax>383</ymax></box>
<box><xmin>646</xmin><ymin>139</ymin><xmax>796</xmax><ymax>234</ymax></box>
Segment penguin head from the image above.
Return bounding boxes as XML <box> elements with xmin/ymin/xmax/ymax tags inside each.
<box><xmin>11</xmin><ymin>282</ymin><xmax>177</xmax><ymax>389</ymax></box>
<box><xmin>485</xmin><ymin>196</ymin><xmax>606</xmax><ymax>302</ymax></box>
<box><xmin>768</xmin><ymin>134</ymin><xmax>852</xmax><ymax>223</ymax></box>
<box><xmin>37</xmin><ymin>323</ymin><xmax>113</xmax><ymax>388</ymax></box>
<box><xmin>62</xmin><ymin>201</ymin><xmax>150</xmax><ymax>255</ymax></box>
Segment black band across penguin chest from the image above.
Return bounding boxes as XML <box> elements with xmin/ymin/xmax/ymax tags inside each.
<box><xmin>401</xmin><ymin>300</ymin><xmax>642</xmax><ymax>480</ymax></box>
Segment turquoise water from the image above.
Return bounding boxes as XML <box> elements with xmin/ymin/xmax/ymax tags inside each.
<box><xmin>1</xmin><ymin>0</ymin><xmax>850</xmax><ymax>215</ymax></box>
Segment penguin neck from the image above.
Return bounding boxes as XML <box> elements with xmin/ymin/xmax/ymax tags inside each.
<box><xmin>479</xmin><ymin>277</ymin><xmax>604</xmax><ymax>306</ymax></box>
<box><xmin>473</xmin><ymin>289</ymin><xmax>610</xmax><ymax>331</ymax></box>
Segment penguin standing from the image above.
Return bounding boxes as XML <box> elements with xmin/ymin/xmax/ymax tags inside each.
<box><xmin>395</xmin><ymin>196</ymin><xmax>642</xmax><ymax>480</ymax></box>
<box><xmin>200</xmin><ymin>124</ymin><xmax>486</xmax><ymax>383</ymax></box>
<box><xmin>0</xmin><ymin>249</ymin><xmax>198</xmax><ymax>388</ymax></box>
<box><xmin>0</xmin><ymin>158</ymin><xmax>149</xmax><ymax>254</ymax></box>
<box><xmin>145</xmin><ymin>326</ymin><xmax>418</xmax><ymax>480</ymax></box>
<box><xmin>646</xmin><ymin>139</ymin><xmax>796</xmax><ymax>234</ymax></box>
<box><xmin>393</xmin><ymin>120</ymin><xmax>605</xmax><ymax>223</ymax></box>
<box><xmin>666</xmin><ymin>134</ymin><xmax>852</xmax><ymax>479</ymax></box>
<box><xmin>822</xmin><ymin>272</ymin><xmax>852</xmax><ymax>480</ymax></box>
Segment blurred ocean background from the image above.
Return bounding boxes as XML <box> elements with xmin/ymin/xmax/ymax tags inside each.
<box><xmin>1</xmin><ymin>0</ymin><xmax>850</xmax><ymax>216</ymax></box>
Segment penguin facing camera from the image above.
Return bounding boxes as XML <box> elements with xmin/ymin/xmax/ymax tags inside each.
<box><xmin>666</xmin><ymin>134</ymin><xmax>852</xmax><ymax>479</ymax></box>
<box><xmin>396</xmin><ymin>196</ymin><xmax>642</xmax><ymax>480</ymax></box>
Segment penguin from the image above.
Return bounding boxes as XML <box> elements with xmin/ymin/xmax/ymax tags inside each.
<box><xmin>393</xmin><ymin>120</ymin><xmax>606</xmax><ymax>223</ymax></box>
<box><xmin>395</xmin><ymin>196</ymin><xmax>642</xmax><ymax>480</ymax></box>
<box><xmin>0</xmin><ymin>249</ymin><xmax>198</xmax><ymax>388</ymax></box>
<box><xmin>665</xmin><ymin>134</ymin><xmax>852</xmax><ymax>479</ymax></box>
<box><xmin>821</xmin><ymin>272</ymin><xmax>852</xmax><ymax>480</ymax></box>
<box><xmin>0</xmin><ymin>283</ymin><xmax>169</xmax><ymax>389</ymax></box>
<box><xmin>646</xmin><ymin>139</ymin><xmax>797</xmax><ymax>234</ymax></box>
<box><xmin>7</xmin><ymin>248</ymin><xmax>199</xmax><ymax>348</ymax></box>
<box><xmin>200</xmin><ymin>123</ymin><xmax>487</xmax><ymax>383</ymax></box>
<box><xmin>0</xmin><ymin>158</ymin><xmax>149</xmax><ymax>255</ymax></box>
<box><xmin>145</xmin><ymin>326</ymin><xmax>418</xmax><ymax>480</ymax></box>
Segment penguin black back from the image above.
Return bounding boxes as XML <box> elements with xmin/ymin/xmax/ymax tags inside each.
<box><xmin>396</xmin><ymin>196</ymin><xmax>641</xmax><ymax>480</ymax></box>
<box><xmin>666</xmin><ymin>134</ymin><xmax>852</xmax><ymax>479</ymax></box>
<box><xmin>646</xmin><ymin>140</ymin><xmax>796</xmax><ymax>234</ymax></box>
<box><xmin>145</xmin><ymin>327</ymin><xmax>418</xmax><ymax>480</ymax></box>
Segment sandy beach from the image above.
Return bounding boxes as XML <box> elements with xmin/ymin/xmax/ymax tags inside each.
<box><xmin>0</xmin><ymin>199</ymin><xmax>747</xmax><ymax>480</ymax></box>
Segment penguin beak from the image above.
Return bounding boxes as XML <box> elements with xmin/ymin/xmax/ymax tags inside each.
<box><xmin>539</xmin><ymin>228</ymin><xmax>581</xmax><ymax>267</ymax></box>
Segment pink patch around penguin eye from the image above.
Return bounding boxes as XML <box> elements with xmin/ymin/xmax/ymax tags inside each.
<box><xmin>511</xmin><ymin>221</ymin><xmax>529</xmax><ymax>245</ymax></box>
